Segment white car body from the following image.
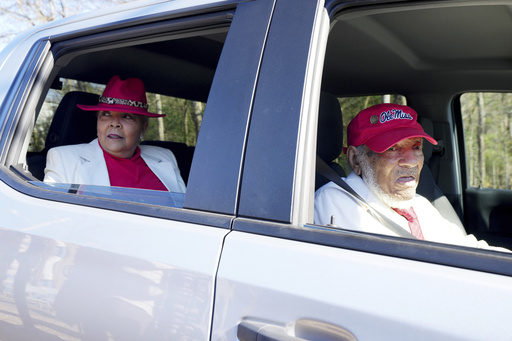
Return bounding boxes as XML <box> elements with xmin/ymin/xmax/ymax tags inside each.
<box><xmin>0</xmin><ymin>0</ymin><xmax>511</xmax><ymax>340</ymax></box>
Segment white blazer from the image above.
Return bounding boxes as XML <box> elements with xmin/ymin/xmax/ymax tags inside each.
<box><xmin>44</xmin><ymin>138</ymin><xmax>186</xmax><ymax>193</ymax></box>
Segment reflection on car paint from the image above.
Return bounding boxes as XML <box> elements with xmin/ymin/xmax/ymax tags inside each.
<box><xmin>0</xmin><ymin>229</ymin><xmax>210</xmax><ymax>340</ymax></box>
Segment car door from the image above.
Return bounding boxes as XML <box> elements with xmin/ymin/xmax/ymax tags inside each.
<box><xmin>211</xmin><ymin>0</ymin><xmax>512</xmax><ymax>340</ymax></box>
<box><xmin>0</xmin><ymin>0</ymin><xmax>274</xmax><ymax>339</ymax></box>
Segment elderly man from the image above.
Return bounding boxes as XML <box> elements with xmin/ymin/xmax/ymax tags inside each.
<box><xmin>315</xmin><ymin>103</ymin><xmax>504</xmax><ymax>250</ymax></box>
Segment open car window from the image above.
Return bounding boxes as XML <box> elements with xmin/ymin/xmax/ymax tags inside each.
<box><xmin>28</xmin><ymin>78</ymin><xmax>204</xmax><ymax>208</ymax></box>
<box><xmin>11</xmin><ymin>12</ymin><xmax>229</xmax><ymax>209</ymax></box>
<box><xmin>308</xmin><ymin>1</ymin><xmax>511</xmax><ymax>254</ymax></box>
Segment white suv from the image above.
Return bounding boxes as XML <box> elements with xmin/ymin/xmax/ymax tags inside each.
<box><xmin>0</xmin><ymin>0</ymin><xmax>512</xmax><ymax>340</ymax></box>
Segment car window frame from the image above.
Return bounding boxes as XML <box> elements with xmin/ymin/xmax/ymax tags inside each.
<box><xmin>0</xmin><ymin>1</ymin><xmax>273</xmax><ymax>229</ymax></box>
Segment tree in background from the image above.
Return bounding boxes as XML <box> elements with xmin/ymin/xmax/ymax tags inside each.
<box><xmin>145</xmin><ymin>94</ymin><xmax>204</xmax><ymax>146</ymax></box>
<box><xmin>462</xmin><ymin>92</ymin><xmax>512</xmax><ymax>190</ymax></box>
<box><xmin>2</xmin><ymin>0</ymin><xmax>126</xmax><ymax>152</ymax></box>
<box><xmin>0</xmin><ymin>0</ymin><xmax>130</xmax><ymax>49</ymax></box>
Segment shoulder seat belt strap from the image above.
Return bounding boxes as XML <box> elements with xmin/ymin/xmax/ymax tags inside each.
<box><xmin>316</xmin><ymin>156</ymin><xmax>415</xmax><ymax>239</ymax></box>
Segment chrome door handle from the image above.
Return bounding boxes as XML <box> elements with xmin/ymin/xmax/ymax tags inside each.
<box><xmin>237</xmin><ymin>318</ymin><xmax>357</xmax><ymax>341</ymax></box>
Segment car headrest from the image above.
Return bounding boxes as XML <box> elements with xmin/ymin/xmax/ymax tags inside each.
<box><xmin>316</xmin><ymin>91</ymin><xmax>343</xmax><ymax>162</ymax></box>
<box><xmin>45</xmin><ymin>91</ymin><xmax>100</xmax><ymax>150</ymax></box>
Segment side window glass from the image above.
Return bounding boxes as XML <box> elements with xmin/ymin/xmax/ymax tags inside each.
<box><xmin>461</xmin><ymin>92</ymin><xmax>512</xmax><ymax>189</ymax></box>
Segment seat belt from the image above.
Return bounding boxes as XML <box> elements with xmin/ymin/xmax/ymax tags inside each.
<box><xmin>316</xmin><ymin>156</ymin><xmax>416</xmax><ymax>239</ymax></box>
<box><xmin>429</xmin><ymin>142</ymin><xmax>444</xmax><ymax>184</ymax></box>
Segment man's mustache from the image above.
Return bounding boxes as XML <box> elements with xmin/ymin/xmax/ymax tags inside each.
<box><xmin>396</xmin><ymin>166</ymin><xmax>419</xmax><ymax>178</ymax></box>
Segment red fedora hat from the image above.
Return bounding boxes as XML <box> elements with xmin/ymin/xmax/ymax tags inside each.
<box><xmin>77</xmin><ymin>75</ymin><xmax>165</xmax><ymax>117</ymax></box>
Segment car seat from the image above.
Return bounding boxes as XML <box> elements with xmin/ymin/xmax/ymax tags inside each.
<box><xmin>27</xmin><ymin>91</ymin><xmax>100</xmax><ymax>180</ymax></box>
<box><xmin>417</xmin><ymin>116</ymin><xmax>466</xmax><ymax>233</ymax></box>
<box><xmin>140</xmin><ymin>140</ymin><xmax>194</xmax><ymax>185</ymax></box>
<box><xmin>315</xmin><ymin>91</ymin><xmax>345</xmax><ymax>190</ymax></box>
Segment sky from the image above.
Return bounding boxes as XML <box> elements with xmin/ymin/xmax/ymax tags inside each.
<box><xmin>0</xmin><ymin>11</ymin><xmax>28</xmax><ymax>51</ymax></box>
<box><xmin>0</xmin><ymin>0</ymin><xmax>130</xmax><ymax>51</ymax></box>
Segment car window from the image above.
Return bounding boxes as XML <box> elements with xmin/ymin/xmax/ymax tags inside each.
<box><xmin>6</xmin><ymin>11</ymin><xmax>231</xmax><ymax>211</ymax></box>
<box><xmin>310</xmin><ymin>1</ymin><xmax>510</xmax><ymax>254</ymax></box>
<box><xmin>461</xmin><ymin>92</ymin><xmax>512</xmax><ymax>190</ymax></box>
<box><xmin>26</xmin><ymin>33</ymin><xmax>217</xmax><ymax>207</ymax></box>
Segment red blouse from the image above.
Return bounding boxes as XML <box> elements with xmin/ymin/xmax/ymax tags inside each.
<box><xmin>100</xmin><ymin>141</ymin><xmax>168</xmax><ymax>191</ymax></box>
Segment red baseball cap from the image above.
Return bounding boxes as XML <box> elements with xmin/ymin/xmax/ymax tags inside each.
<box><xmin>346</xmin><ymin>103</ymin><xmax>437</xmax><ymax>153</ymax></box>
<box><xmin>77</xmin><ymin>75</ymin><xmax>165</xmax><ymax>117</ymax></box>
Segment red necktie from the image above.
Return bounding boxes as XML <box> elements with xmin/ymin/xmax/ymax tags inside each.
<box><xmin>392</xmin><ymin>207</ymin><xmax>425</xmax><ymax>240</ymax></box>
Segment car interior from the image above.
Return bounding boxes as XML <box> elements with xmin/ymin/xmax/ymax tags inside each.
<box><xmin>319</xmin><ymin>1</ymin><xmax>512</xmax><ymax>248</ymax></box>
<box><xmin>24</xmin><ymin>28</ymin><xmax>229</xmax><ymax>187</ymax></box>
<box><xmin>315</xmin><ymin>90</ymin><xmax>466</xmax><ymax>233</ymax></box>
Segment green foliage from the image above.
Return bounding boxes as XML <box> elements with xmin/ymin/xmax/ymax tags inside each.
<box><xmin>462</xmin><ymin>92</ymin><xmax>512</xmax><ymax>189</ymax></box>
<box><xmin>144</xmin><ymin>94</ymin><xmax>203</xmax><ymax>145</ymax></box>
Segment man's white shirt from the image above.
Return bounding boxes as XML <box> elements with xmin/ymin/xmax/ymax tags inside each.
<box><xmin>315</xmin><ymin>172</ymin><xmax>503</xmax><ymax>250</ymax></box>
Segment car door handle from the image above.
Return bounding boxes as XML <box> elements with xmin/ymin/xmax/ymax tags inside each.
<box><xmin>237</xmin><ymin>318</ymin><xmax>357</xmax><ymax>341</ymax></box>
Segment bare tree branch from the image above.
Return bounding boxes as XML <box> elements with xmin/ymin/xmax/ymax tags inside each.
<box><xmin>0</xmin><ymin>0</ymin><xmax>130</xmax><ymax>49</ymax></box>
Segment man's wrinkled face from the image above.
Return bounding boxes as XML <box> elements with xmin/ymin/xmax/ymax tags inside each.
<box><xmin>359</xmin><ymin>138</ymin><xmax>424</xmax><ymax>206</ymax></box>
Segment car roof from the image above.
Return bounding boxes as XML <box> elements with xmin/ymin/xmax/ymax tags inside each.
<box><xmin>56</xmin><ymin>33</ymin><xmax>227</xmax><ymax>102</ymax></box>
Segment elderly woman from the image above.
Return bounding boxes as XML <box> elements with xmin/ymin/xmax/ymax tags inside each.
<box><xmin>44</xmin><ymin>75</ymin><xmax>186</xmax><ymax>193</ymax></box>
